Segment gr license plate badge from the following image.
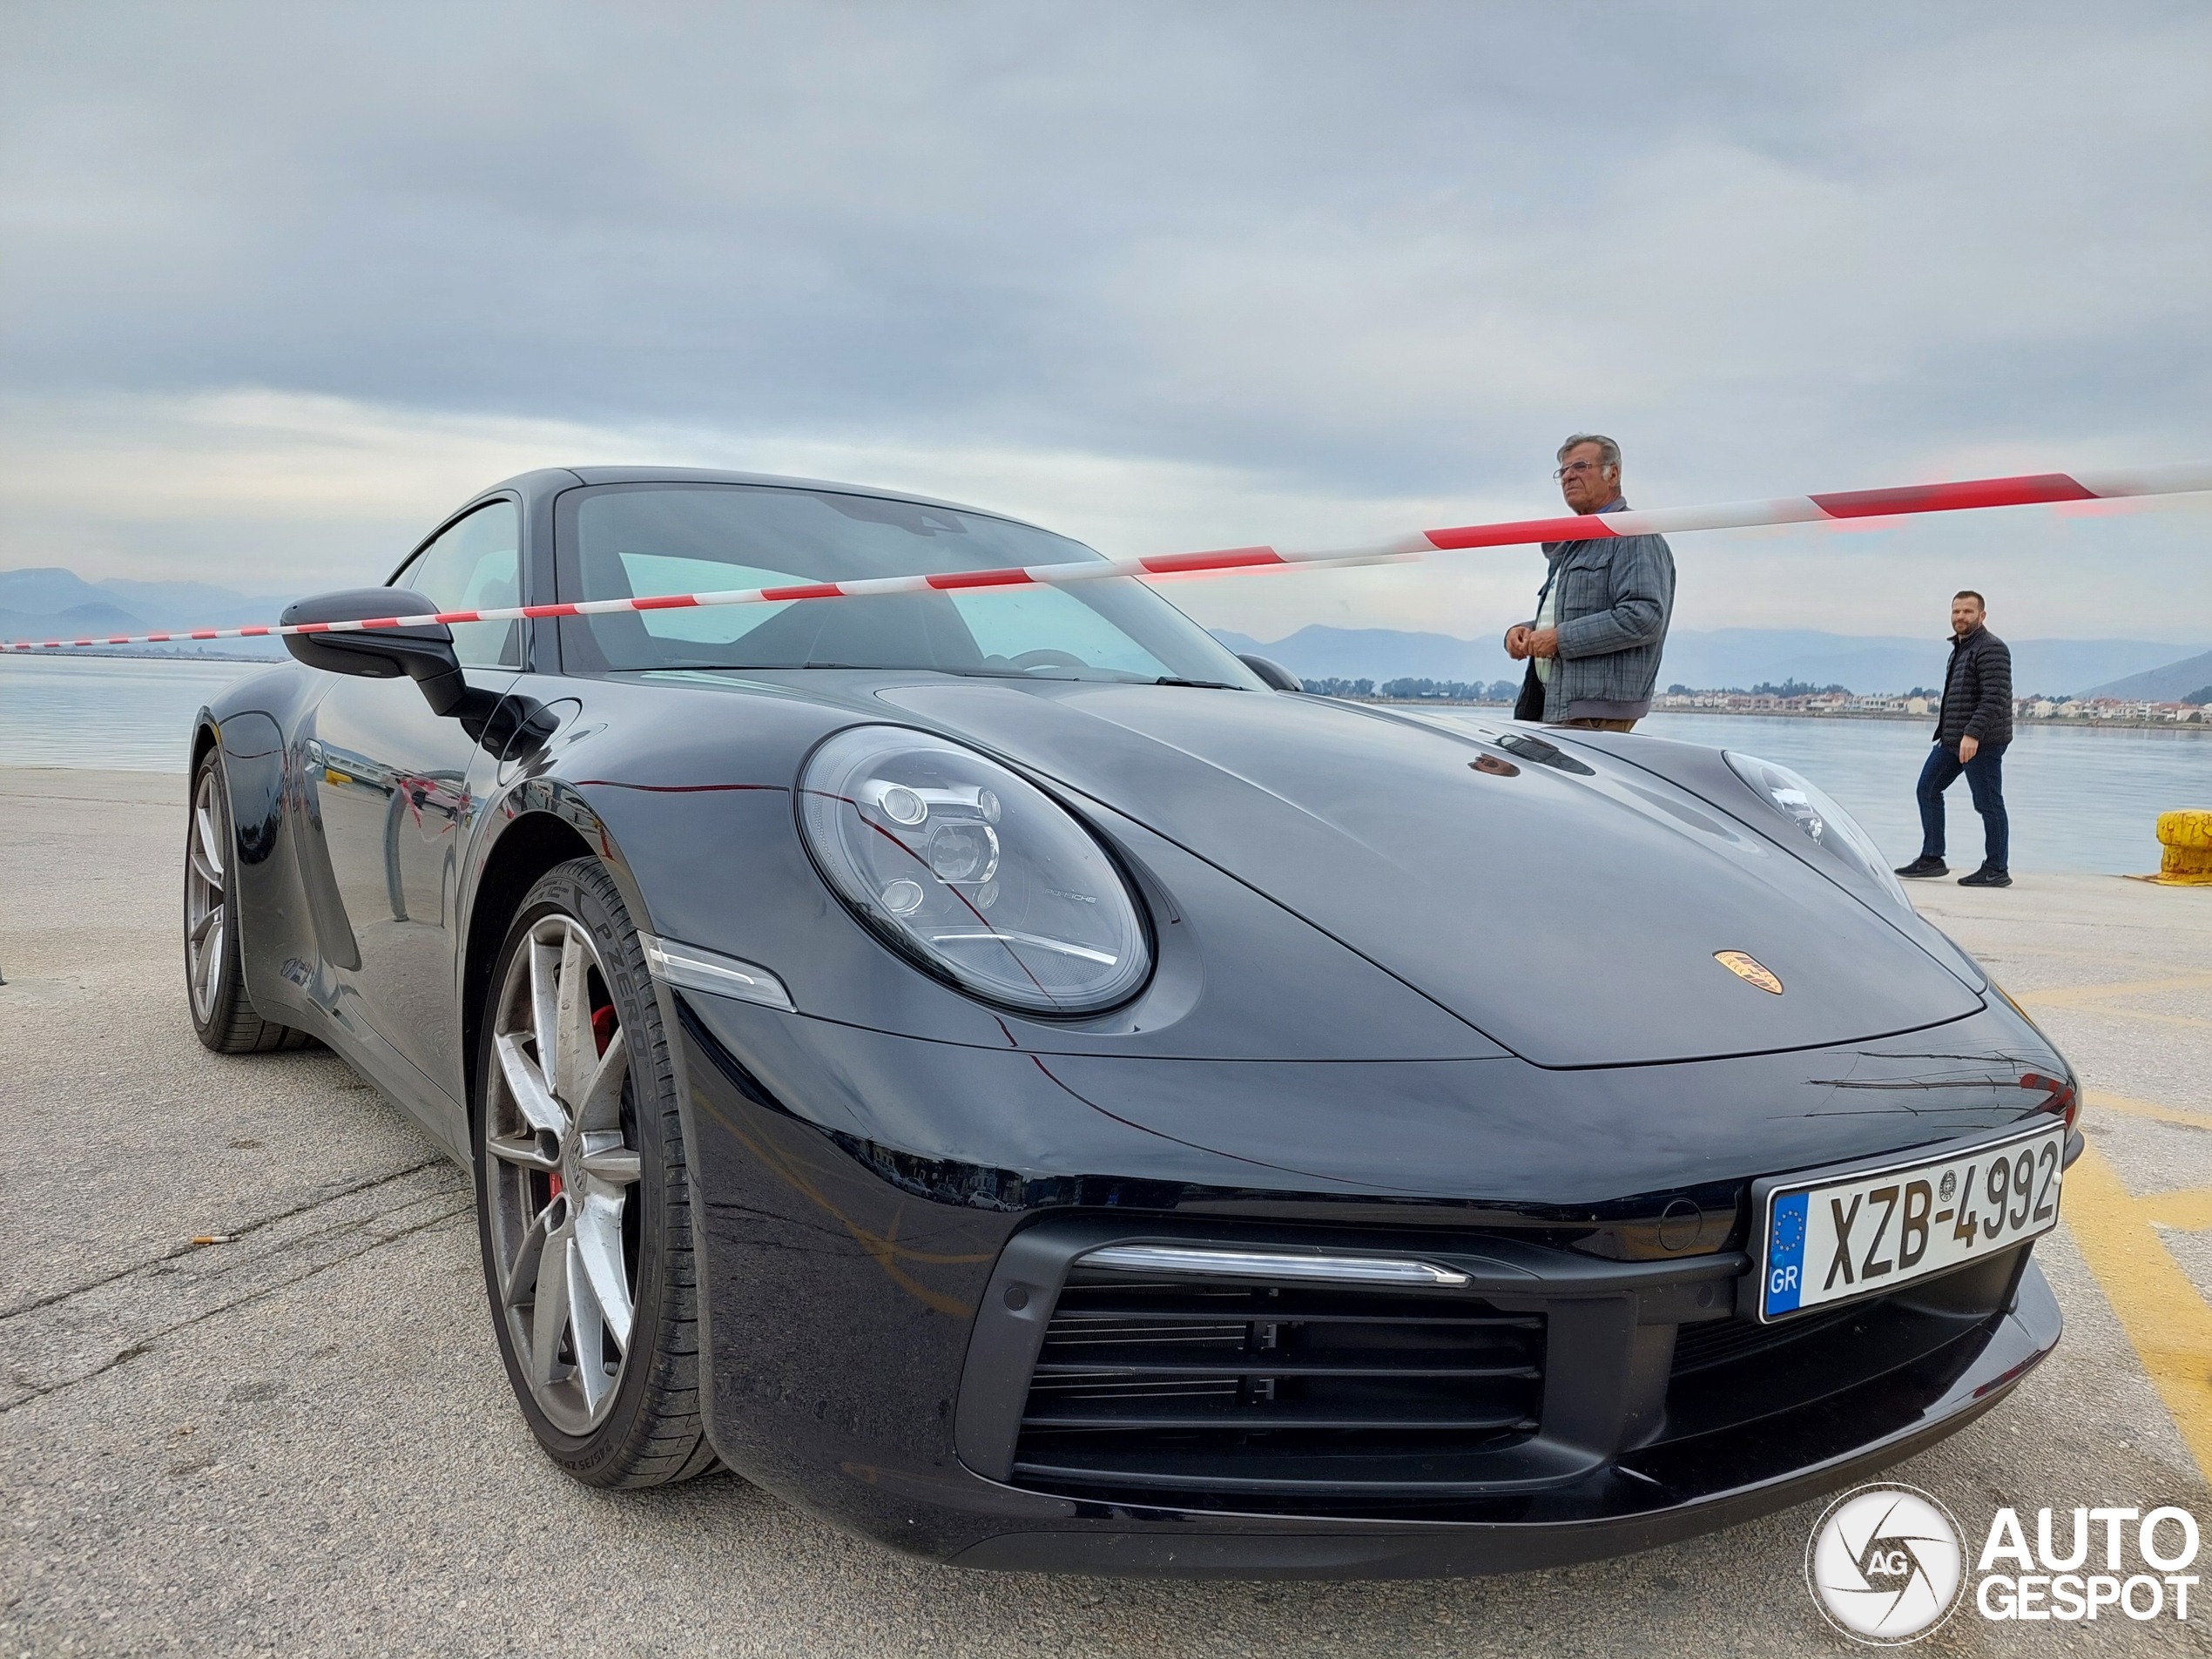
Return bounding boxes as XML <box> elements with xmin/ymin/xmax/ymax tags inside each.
<box><xmin>1756</xmin><ymin>1122</ymin><xmax>2067</xmax><ymax>1323</ymax></box>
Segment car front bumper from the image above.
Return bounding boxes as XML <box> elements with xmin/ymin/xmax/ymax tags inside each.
<box><xmin>667</xmin><ymin>988</ymin><xmax>2067</xmax><ymax>1576</ymax></box>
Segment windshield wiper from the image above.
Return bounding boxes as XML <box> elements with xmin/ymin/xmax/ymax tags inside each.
<box><xmin>1153</xmin><ymin>677</ymin><xmax>1244</xmax><ymax>690</ymax></box>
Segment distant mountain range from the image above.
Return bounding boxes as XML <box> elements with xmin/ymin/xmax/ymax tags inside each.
<box><xmin>1</xmin><ymin>567</ymin><xmax>290</xmax><ymax>657</ymax></box>
<box><xmin>2080</xmin><ymin>649</ymin><xmax>2212</xmax><ymax>703</ymax></box>
<box><xmin>1212</xmin><ymin>624</ymin><xmax>2212</xmax><ymax>700</ymax></box>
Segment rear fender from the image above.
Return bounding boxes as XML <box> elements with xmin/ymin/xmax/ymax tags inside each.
<box><xmin>199</xmin><ymin>708</ymin><xmax>327</xmax><ymax>1026</ymax></box>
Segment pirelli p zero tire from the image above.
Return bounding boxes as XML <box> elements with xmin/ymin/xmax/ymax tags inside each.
<box><xmin>185</xmin><ymin>750</ymin><xmax>314</xmax><ymax>1055</ymax></box>
<box><xmin>474</xmin><ymin>857</ymin><xmax>721</xmax><ymax>1487</ymax></box>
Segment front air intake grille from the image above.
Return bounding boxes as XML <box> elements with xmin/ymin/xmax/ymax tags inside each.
<box><xmin>1008</xmin><ymin>1266</ymin><xmax>1545</xmax><ymax>1499</ymax></box>
<box><xmin>1669</xmin><ymin>1303</ymin><xmax>1859</xmax><ymax>1375</ymax></box>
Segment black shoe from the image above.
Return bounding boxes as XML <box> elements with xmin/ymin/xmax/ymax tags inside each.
<box><xmin>1958</xmin><ymin>867</ymin><xmax>2012</xmax><ymax>887</ymax></box>
<box><xmin>1894</xmin><ymin>856</ymin><xmax>1949</xmax><ymax>878</ymax></box>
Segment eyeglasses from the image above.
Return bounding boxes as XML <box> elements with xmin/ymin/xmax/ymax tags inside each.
<box><xmin>1554</xmin><ymin>460</ymin><xmax>1608</xmax><ymax>481</ymax></box>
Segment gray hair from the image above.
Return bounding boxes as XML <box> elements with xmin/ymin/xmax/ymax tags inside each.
<box><xmin>1556</xmin><ymin>432</ymin><xmax>1622</xmax><ymax>473</ymax></box>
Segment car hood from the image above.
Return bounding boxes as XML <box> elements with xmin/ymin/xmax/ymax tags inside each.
<box><xmin>876</xmin><ymin>681</ymin><xmax>1983</xmax><ymax>1067</ymax></box>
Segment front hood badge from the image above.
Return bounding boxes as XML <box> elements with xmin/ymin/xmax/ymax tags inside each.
<box><xmin>1715</xmin><ymin>950</ymin><xmax>1784</xmax><ymax>995</ymax></box>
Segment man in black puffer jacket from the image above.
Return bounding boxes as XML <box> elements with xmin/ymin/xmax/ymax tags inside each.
<box><xmin>1897</xmin><ymin>590</ymin><xmax>2014</xmax><ymax>887</ymax></box>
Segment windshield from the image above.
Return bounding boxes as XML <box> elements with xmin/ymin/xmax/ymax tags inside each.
<box><xmin>555</xmin><ymin>482</ymin><xmax>1264</xmax><ymax>687</ymax></box>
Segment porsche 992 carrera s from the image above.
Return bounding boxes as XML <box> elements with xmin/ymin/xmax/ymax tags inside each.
<box><xmin>184</xmin><ymin>467</ymin><xmax>2079</xmax><ymax>1576</ymax></box>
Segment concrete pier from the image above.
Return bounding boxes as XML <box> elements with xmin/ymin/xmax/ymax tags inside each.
<box><xmin>4</xmin><ymin>766</ymin><xmax>2209</xmax><ymax>1656</ymax></box>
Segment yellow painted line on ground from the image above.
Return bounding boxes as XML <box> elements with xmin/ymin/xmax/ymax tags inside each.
<box><xmin>2023</xmin><ymin>972</ymin><xmax>2212</xmax><ymax>1002</ymax></box>
<box><xmin>2141</xmin><ymin>1189</ymin><xmax>2212</xmax><ymax>1231</ymax></box>
<box><xmin>2023</xmin><ymin>996</ymin><xmax>2212</xmax><ymax>1030</ymax></box>
<box><xmin>2019</xmin><ymin>972</ymin><xmax>2212</xmax><ymax>1030</ymax></box>
<box><xmin>2079</xmin><ymin>1092</ymin><xmax>2212</xmax><ymax>1222</ymax></box>
<box><xmin>2088</xmin><ymin>1089</ymin><xmax>2212</xmax><ymax>1130</ymax></box>
<box><xmin>2063</xmin><ymin>1141</ymin><xmax>2212</xmax><ymax>1484</ymax></box>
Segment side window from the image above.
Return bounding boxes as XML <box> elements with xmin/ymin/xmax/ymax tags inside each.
<box><xmin>396</xmin><ymin>502</ymin><xmax>523</xmax><ymax>669</ymax></box>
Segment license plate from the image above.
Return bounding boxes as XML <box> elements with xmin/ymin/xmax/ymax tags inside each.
<box><xmin>1755</xmin><ymin>1121</ymin><xmax>2067</xmax><ymax>1323</ymax></box>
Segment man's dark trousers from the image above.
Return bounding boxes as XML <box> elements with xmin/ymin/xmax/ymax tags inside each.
<box><xmin>1915</xmin><ymin>741</ymin><xmax>2009</xmax><ymax>873</ymax></box>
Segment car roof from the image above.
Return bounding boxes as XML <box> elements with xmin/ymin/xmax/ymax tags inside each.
<box><xmin>485</xmin><ymin>465</ymin><xmax>1043</xmax><ymax>531</ymax></box>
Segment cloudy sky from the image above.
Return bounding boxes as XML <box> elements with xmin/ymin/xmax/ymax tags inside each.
<box><xmin>3</xmin><ymin>1</ymin><xmax>2209</xmax><ymax>644</ymax></box>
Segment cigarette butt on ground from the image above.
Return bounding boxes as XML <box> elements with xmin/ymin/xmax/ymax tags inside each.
<box><xmin>190</xmin><ymin>1234</ymin><xmax>239</xmax><ymax>1246</ymax></box>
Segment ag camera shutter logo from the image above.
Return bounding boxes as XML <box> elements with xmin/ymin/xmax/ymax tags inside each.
<box><xmin>1805</xmin><ymin>1484</ymin><xmax>1966</xmax><ymax>1644</ymax></box>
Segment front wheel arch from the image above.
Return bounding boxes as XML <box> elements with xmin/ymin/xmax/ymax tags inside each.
<box><xmin>460</xmin><ymin>781</ymin><xmax>664</xmax><ymax>1119</ymax></box>
<box><xmin>462</xmin><ymin>812</ymin><xmax>597</xmax><ymax>1118</ymax></box>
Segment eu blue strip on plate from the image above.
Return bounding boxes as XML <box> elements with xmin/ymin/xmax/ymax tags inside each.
<box><xmin>1765</xmin><ymin>1190</ymin><xmax>1809</xmax><ymax>1316</ymax></box>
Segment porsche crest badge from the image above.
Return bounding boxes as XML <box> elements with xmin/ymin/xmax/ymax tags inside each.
<box><xmin>1714</xmin><ymin>950</ymin><xmax>1784</xmax><ymax>995</ymax></box>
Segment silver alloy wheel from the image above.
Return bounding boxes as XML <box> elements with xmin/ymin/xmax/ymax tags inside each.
<box><xmin>185</xmin><ymin>766</ymin><xmax>227</xmax><ymax>1023</ymax></box>
<box><xmin>484</xmin><ymin>914</ymin><xmax>644</xmax><ymax>1436</ymax></box>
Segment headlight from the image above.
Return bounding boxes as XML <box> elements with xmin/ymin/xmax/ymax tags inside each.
<box><xmin>798</xmin><ymin>726</ymin><xmax>1151</xmax><ymax>1015</ymax></box>
<box><xmin>1724</xmin><ymin>751</ymin><xmax>1911</xmax><ymax>908</ymax></box>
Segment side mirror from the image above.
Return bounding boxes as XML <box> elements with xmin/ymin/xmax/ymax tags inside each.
<box><xmin>282</xmin><ymin>589</ymin><xmax>468</xmax><ymax>716</ymax></box>
<box><xmin>1238</xmin><ymin>653</ymin><xmax>1304</xmax><ymax>693</ymax></box>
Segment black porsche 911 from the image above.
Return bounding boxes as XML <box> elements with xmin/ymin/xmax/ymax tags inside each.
<box><xmin>185</xmin><ymin>467</ymin><xmax>2078</xmax><ymax>1576</ymax></box>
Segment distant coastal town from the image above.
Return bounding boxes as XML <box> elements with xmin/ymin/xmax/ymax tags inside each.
<box><xmin>1300</xmin><ymin>677</ymin><xmax>2211</xmax><ymax>728</ymax></box>
<box><xmin>1649</xmin><ymin>688</ymin><xmax>2209</xmax><ymax>727</ymax></box>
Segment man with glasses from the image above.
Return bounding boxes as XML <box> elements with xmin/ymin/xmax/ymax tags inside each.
<box><xmin>1504</xmin><ymin>434</ymin><xmax>1676</xmax><ymax>732</ymax></box>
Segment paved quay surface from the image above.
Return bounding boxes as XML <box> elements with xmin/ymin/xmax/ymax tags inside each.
<box><xmin>4</xmin><ymin>765</ymin><xmax>2210</xmax><ymax>1657</ymax></box>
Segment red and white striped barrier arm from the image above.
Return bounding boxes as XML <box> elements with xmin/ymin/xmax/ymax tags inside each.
<box><xmin>7</xmin><ymin>461</ymin><xmax>2209</xmax><ymax>652</ymax></box>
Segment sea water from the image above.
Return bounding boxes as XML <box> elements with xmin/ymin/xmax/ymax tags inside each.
<box><xmin>3</xmin><ymin>655</ymin><xmax>2202</xmax><ymax>874</ymax></box>
<box><xmin>1</xmin><ymin>655</ymin><xmax>266</xmax><ymax>772</ymax></box>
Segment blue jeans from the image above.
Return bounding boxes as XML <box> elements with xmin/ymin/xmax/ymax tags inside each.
<box><xmin>1917</xmin><ymin>741</ymin><xmax>2008</xmax><ymax>872</ymax></box>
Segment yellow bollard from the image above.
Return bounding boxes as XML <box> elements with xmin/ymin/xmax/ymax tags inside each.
<box><xmin>2156</xmin><ymin>809</ymin><xmax>2212</xmax><ymax>885</ymax></box>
